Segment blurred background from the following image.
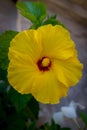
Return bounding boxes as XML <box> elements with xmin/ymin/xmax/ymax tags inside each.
<box><xmin>0</xmin><ymin>0</ymin><xmax>87</xmax><ymax>129</ymax></box>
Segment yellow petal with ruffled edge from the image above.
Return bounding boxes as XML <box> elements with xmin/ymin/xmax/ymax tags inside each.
<box><xmin>10</xmin><ymin>30</ymin><xmax>42</xmax><ymax>62</ymax></box>
<box><xmin>52</xmin><ymin>53</ymin><xmax>83</xmax><ymax>87</ymax></box>
<box><xmin>37</xmin><ymin>24</ymin><xmax>75</xmax><ymax>60</ymax></box>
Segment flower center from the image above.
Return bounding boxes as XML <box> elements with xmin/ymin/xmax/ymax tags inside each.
<box><xmin>37</xmin><ymin>57</ymin><xmax>51</xmax><ymax>71</ymax></box>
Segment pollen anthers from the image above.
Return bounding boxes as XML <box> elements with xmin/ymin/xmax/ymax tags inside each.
<box><xmin>37</xmin><ymin>57</ymin><xmax>51</xmax><ymax>71</ymax></box>
<box><xmin>42</xmin><ymin>57</ymin><xmax>50</xmax><ymax>67</ymax></box>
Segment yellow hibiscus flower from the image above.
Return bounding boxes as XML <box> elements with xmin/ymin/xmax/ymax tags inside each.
<box><xmin>7</xmin><ymin>24</ymin><xmax>83</xmax><ymax>104</ymax></box>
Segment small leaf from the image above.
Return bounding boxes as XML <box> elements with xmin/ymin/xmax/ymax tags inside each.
<box><xmin>79</xmin><ymin>111</ymin><xmax>87</xmax><ymax>126</ymax></box>
<box><xmin>42</xmin><ymin>15</ymin><xmax>65</xmax><ymax>27</ymax></box>
<box><xmin>16</xmin><ymin>1</ymin><xmax>47</xmax><ymax>23</ymax></box>
<box><xmin>8</xmin><ymin>87</ymin><xmax>32</xmax><ymax>112</ymax></box>
<box><xmin>50</xmin><ymin>14</ymin><xmax>57</xmax><ymax>19</ymax></box>
<box><xmin>0</xmin><ymin>31</ymin><xmax>18</xmax><ymax>70</ymax></box>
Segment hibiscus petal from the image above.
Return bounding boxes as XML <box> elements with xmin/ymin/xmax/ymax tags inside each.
<box><xmin>37</xmin><ymin>24</ymin><xmax>75</xmax><ymax>60</ymax></box>
<box><xmin>31</xmin><ymin>70</ymin><xmax>68</xmax><ymax>104</ymax></box>
<box><xmin>10</xmin><ymin>30</ymin><xmax>42</xmax><ymax>62</ymax></box>
<box><xmin>8</xmin><ymin>50</ymin><xmax>38</xmax><ymax>93</ymax></box>
<box><xmin>52</xmin><ymin>55</ymin><xmax>83</xmax><ymax>87</ymax></box>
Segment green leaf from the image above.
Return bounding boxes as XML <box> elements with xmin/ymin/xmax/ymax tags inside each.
<box><xmin>50</xmin><ymin>120</ymin><xmax>60</xmax><ymax>130</ymax></box>
<box><xmin>44</xmin><ymin>120</ymin><xmax>60</xmax><ymax>130</ymax></box>
<box><xmin>16</xmin><ymin>1</ymin><xmax>47</xmax><ymax>23</ymax></box>
<box><xmin>0</xmin><ymin>69</ymin><xmax>7</xmax><ymax>80</ymax></box>
<box><xmin>7</xmin><ymin>113</ymin><xmax>26</xmax><ymax>130</ymax></box>
<box><xmin>27</xmin><ymin>96</ymin><xmax>39</xmax><ymax>120</ymax></box>
<box><xmin>0</xmin><ymin>81</ymin><xmax>7</xmax><ymax>94</ymax></box>
<box><xmin>50</xmin><ymin>14</ymin><xmax>57</xmax><ymax>19</ymax></box>
<box><xmin>0</xmin><ymin>98</ymin><xmax>6</xmax><ymax>121</ymax></box>
<box><xmin>43</xmin><ymin>120</ymin><xmax>71</xmax><ymax>130</ymax></box>
<box><xmin>42</xmin><ymin>15</ymin><xmax>65</xmax><ymax>28</ymax></box>
<box><xmin>0</xmin><ymin>31</ymin><xmax>18</xmax><ymax>70</ymax></box>
<box><xmin>79</xmin><ymin>111</ymin><xmax>87</xmax><ymax>127</ymax></box>
<box><xmin>30</xmin><ymin>21</ymin><xmax>42</xmax><ymax>29</ymax></box>
<box><xmin>8</xmin><ymin>87</ymin><xmax>32</xmax><ymax>112</ymax></box>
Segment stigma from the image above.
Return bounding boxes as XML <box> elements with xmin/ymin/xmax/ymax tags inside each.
<box><xmin>37</xmin><ymin>57</ymin><xmax>51</xmax><ymax>71</ymax></box>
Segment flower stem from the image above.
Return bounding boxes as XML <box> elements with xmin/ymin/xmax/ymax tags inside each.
<box><xmin>72</xmin><ymin>118</ymin><xmax>82</xmax><ymax>130</ymax></box>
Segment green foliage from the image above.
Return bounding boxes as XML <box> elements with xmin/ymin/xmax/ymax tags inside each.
<box><xmin>16</xmin><ymin>1</ymin><xmax>65</xmax><ymax>29</ymax></box>
<box><xmin>0</xmin><ymin>31</ymin><xmax>18</xmax><ymax>70</ymax></box>
<box><xmin>79</xmin><ymin>111</ymin><xmax>87</xmax><ymax>127</ymax></box>
<box><xmin>8</xmin><ymin>87</ymin><xmax>32</xmax><ymax>112</ymax></box>
<box><xmin>16</xmin><ymin>1</ymin><xmax>47</xmax><ymax>23</ymax></box>
<box><xmin>38</xmin><ymin>120</ymin><xmax>71</xmax><ymax>130</ymax></box>
<box><xmin>0</xmin><ymin>81</ymin><xmax>7</xmax><ymax>94</ymax></box>
<box><xmin>27</xmin><ymin>121</ymin><xmax>36</xmax><ymax>130</ymax></box>
<box><xmin>27</xmin><ymin>96</ymin><xmax>39</xmax><ymax>120</ymax></box>
<box><xmin>0</xmin><ymin>69</ymin><xmax>7</xmax><ymax>80</ymax></box>
<box><xmin>0</xmin><ymin>100</ymin><xmax>26</xmax><ymax>130</ymax></box>
<box><xmin>0</xmin><ymin>83</ymin><xmax>40</xmax><ymax>130</ymax></box>
<box><xmin>48</xmin><ymin>120</ymin><xmax>60</xmax><ymax>130</ymax></box>
<box><xmin>7</xmin><ymin>113</ymin><xmax>26</xmax><ymax>130</ymax></box>
<box><xmin>42</xmin><ymin>15</ymin><xmax>65</xmax><ymax>27</ymax></box>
